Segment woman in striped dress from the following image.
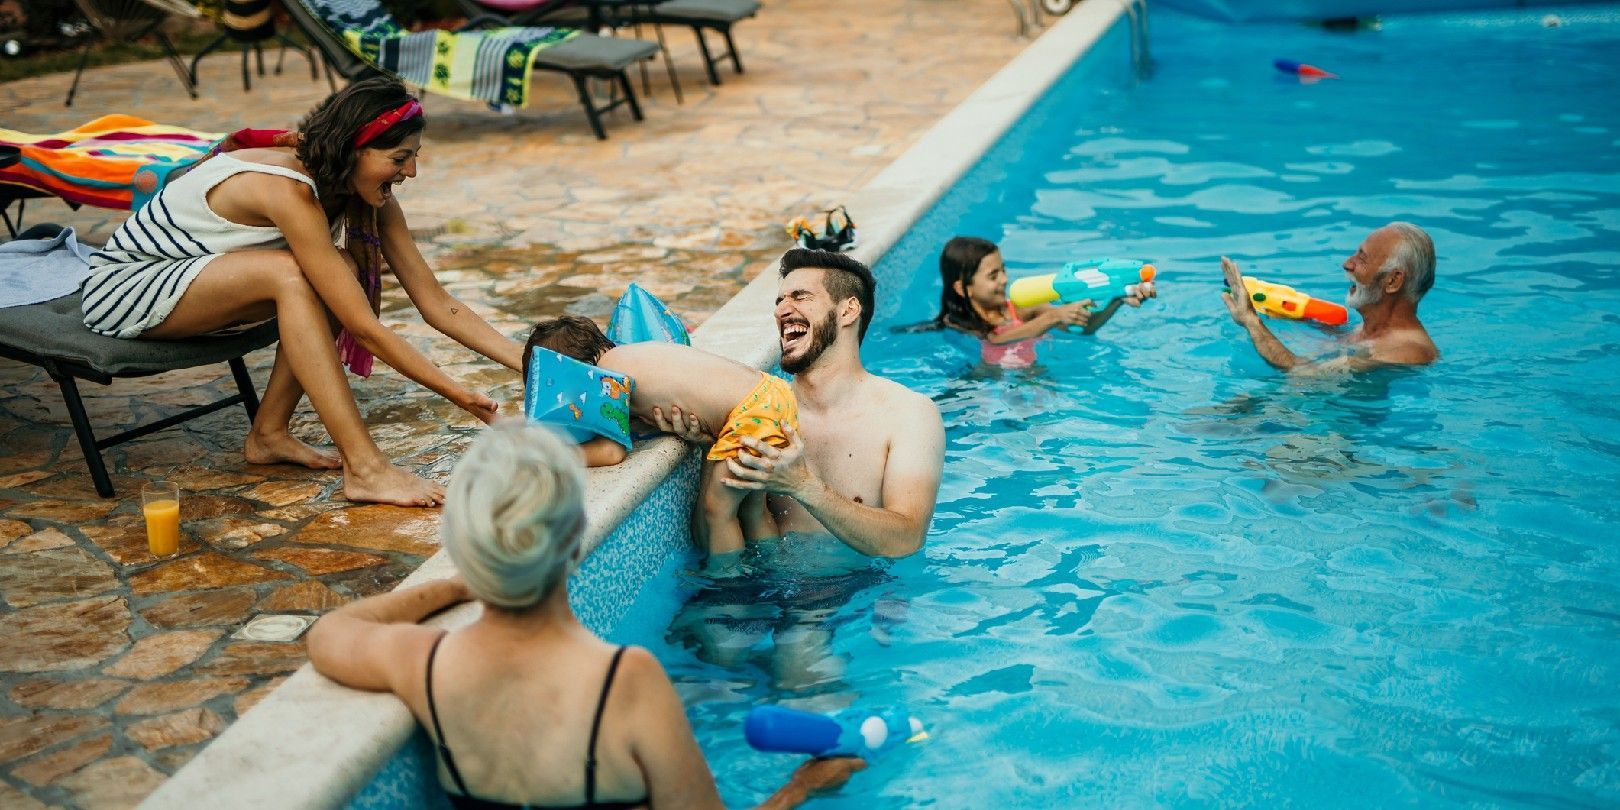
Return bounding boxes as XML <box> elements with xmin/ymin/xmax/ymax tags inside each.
<box><xmin>81</xmin><ymin>78</ymin><xmax>523</xmax><ymax>507</ymax></box>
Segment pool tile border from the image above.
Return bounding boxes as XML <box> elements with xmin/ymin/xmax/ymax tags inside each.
<box><xmin>137</xmin><ymin>4</ymin><xmax>1127</xmax><ymax>807</ymax></box>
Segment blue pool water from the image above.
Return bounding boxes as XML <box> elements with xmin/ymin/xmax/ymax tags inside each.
<box><xmin>639</xmin><ymin>6</ymin><xmax>1620</xmax><ymax>808</ymax></box>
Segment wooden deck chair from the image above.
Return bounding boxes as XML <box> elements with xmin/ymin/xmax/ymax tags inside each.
<box><xmin>283</xmin><ymin>0</ymin><xmax>658</xmax><ymax>140</ymax></box>
<box><xmin>65</xmin><ymin>0</ymin><xmax>203</xmax><ymax>107</ymax></box>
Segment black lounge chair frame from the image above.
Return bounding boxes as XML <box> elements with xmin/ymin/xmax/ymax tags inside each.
<box><xmin>283</xmin><ymin>0</ymin><xmax>650</xmax><ymax>140</ymax></box>
<box><xmin>0</xmin><ymin>255</ymin><xmax>274</xmax><ymax>498</ymax></box>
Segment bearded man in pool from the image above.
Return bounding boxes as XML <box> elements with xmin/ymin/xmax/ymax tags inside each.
<box><xmin>1221</xmin><ymin>222</ymin><xmax>1441</xmax><ymax>372</ymax></box>
<box><xmin>656</xmin><ymin>249</ymin><xmax>944</xmax><ymax>687</ymax></box>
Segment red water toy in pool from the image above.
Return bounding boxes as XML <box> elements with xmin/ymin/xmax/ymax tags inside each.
<box><xmin>1274</xmin><ymin>59</ymin><xmax>1339</xmax><ymax>80</ymax></box>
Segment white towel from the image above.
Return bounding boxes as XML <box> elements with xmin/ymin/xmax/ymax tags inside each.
<box><xmin>0</xmin><ymin>227</ymin><xmax>95</xmax><ymax>309</ymax></box>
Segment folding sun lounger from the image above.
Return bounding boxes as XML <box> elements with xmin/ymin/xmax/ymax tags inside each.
<box><xmin>1</xmin><ymin>129</ymin><xmax>271</xmax><ymax>499</ymax></box>
<box><xmin>284</xmin><ymin>0</ymin><xmax>659</xmax><ymax>139</ymax></box>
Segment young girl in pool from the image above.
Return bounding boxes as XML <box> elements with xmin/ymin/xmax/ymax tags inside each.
<box><xmin>929</xmin><ymin>236</ymin><xmax>1154</xmax><ymax>368</ymax></box>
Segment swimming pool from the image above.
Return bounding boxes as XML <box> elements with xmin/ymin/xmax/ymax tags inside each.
<box><xmin>647</xmin><ymin>5</ymin><xmax>1620</xmax><ymax>807</ymax></box>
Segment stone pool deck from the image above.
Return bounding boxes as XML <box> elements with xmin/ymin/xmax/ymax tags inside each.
<box><xmin>0</xmin><ymin>1</ymin><xmax>1042</xmax><ymax>807</ymax></box>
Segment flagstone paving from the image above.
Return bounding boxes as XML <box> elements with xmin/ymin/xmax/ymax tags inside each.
<box><xmin>0</xmin><ymin>0</ymin><xmax>1045</xmax><ymax>805</ymax></box>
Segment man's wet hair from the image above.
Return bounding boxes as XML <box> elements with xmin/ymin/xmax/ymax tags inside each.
<box><xmin>523</xmin><ymin>316</ymin><xmax>616</xmax><ymax>379</ymax></box>
<box><xmin>779</xmin><ymin>248</ymin><xmax>877</xmax><ymax>342</ymax></box>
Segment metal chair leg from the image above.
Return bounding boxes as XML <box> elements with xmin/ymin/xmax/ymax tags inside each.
<box><xmin>724</xmin><ymin>28</ymin><xmax>743</xmax><ymax>73</ymax></box>
<box><xmin>571</xmin><ymin>74</ymin><xmax>608</xmax><ymax>140</ymax></box>
<box><xmin>229</xmin><ymin>357</ymin><xmax>261</xmax><ymax>421</ymax></box>
<box><xmin>188</xmin><ymin>32</ymin><xmax>229</xmax><ymax>86</ymax></box>
<box><xmin>53</xmin><ymin>372</ymin><xmax>116</xmax><ymax>498</ymax></box>
<box><xmin>652</xmin><ymin>21</ymin><xmax>682</xmax><ymax>104</ymax></box>
<box><xmin>692</xmin><ymin>28</ymin><xmax>721</xmax><ymax>85</ymax></box>
<box><xmin>618</xmin><ymin>71</ymin><xmax>644</xmax><ymax>121</ymax></box>
<box><xmin>64</xmin><ymin>40</ymin><xmax>95</xmax><ymax>107</ymax></box>
<box><xmin>153</xmin><ymin>31</ymin><xmax>200</xmax><ymax>99</ymax></box>
<box><xmin>240</xmin><ymin>44</ymin><xmax>252</xmax><ymax>90</ymax></box>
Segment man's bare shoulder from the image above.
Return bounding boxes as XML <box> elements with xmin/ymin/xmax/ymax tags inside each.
<box><xmin>1369</xmin><ymin>328</ymin><xmax>1440</xmax><ymax>366</ymax></box>
<box><xmin>863</xmin><ymin>374</ymin><xmax>941</xmax><ymax>422</ymax></box>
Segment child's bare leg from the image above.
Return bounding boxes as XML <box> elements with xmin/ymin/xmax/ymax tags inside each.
<box><xmin>739</xmin><ymin>491</ymin><xmax>778</xmax><ymax>542</ymax></box>
<box><xmin>700</xmin><ymin>459</ymin><xmax>748</xmax><ymax>557</ymax></box>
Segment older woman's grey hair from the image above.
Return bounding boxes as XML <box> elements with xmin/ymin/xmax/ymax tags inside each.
<box><xmin>442</xmin><ymin>421</ymin><xmax>586</xmax><ymax>610</ymax></box>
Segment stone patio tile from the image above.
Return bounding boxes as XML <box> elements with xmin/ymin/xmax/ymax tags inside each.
<box><xmin>0</xmin><ymin>715</ymin><xmax>109</xmax><ymax>764</ymax></box>
<box><xmin>165</xmin><ymin>467</ymin><xmax>265</xmax><ymax>492</ymax></box>
<box><xmin>0</xmin><ymin>596</ymin><xmax>131</xmax><ymax>673</ymax></box>
<box><xmin>138</xmin><ymin>589</ymin><xmax>258</xmax><ymax>629</ymax></box>
<box><xmin>104</xmin><ymin>631</ymin><xmax>226</xmax><ymax>680</ymax></box>
<box><xmin>114</xmin><ymin>677</ymin><xmax>250</xmax><ymax>716</ymax></box>
<box><xmin>0</xmin><ymin>781</ymin><xmax>49</xmax><ymax>810</ymax></box>
<box><xmin>0</xmin><ymin>471</ymin><xmax>52</xmax><ymax>490</ymax></box>
<box><xmin>125</xmin><ymin>709</ymin><xmax>226</xmax><ymax>751</ymax></box>
<box><xmin>3</xmin><ymin>499</ymin><xmax>117</xmax><ymax>524</ymax></box>
<box><xmin>239</xmin><ymin>480</ymin><xmax>325</xmax><ymax>508</ymax></box>
<box><xmin>253</xmin><ymin>547</ymin><xmax>388</xmax><ymax>576</ymax></box>
<box><xmin>194</xmin><ymin>642</ymin><xmax>307</xmax><ymax>678</ymax></box>
<box><xmin>8</xmin><ymin>679</ymin><xmax>131</xmax><ymax>711</ymax></box>
<box><xmin>232</xmin><ymin>675</ymin><xmax>290</xmax><ymax>718</ymax></box>
<box><xmin>56</xmin><ymin>755</ymin><xmax>167</xmax><ymax>810</ymax></box>
<box><xmin>256</xmin><ymin>581</ymin><xmax>349</xmax><ymax>613</ymax></box>
<box><xmin>127</xmin><ymin>553</ymin><xmax>290</xmax><ymax>596</ymax></box>
<box><xmin>0</xmin><ymin>527</ymin><xmax>75</xmax><ymax>555</ymax></box>
<box><xmin>291</xmin><ymin>505</ymin><xmax>441</xmax><ymax>556</ymax></box>
<box><xmin>0</xmin><ymin>549</ymin><xmax>119</xmax><ymax>608</ymax></box>
<box><xmin>10</xmin><ymin>732</ymin><xmax>112</xmax><ymax>786</ymax></box>
<box><xmin>195</xmin><ymin>517</ymin><xmax>288</xmax><ymax>551</ymax></box>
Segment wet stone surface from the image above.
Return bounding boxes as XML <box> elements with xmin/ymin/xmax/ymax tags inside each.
<box><xmin>0</xmin><ymin>0</ymin><xmax>1031</xmax><ymax>804</ymax></box>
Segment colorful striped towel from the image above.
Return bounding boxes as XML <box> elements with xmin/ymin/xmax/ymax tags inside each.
<box><xmin>0</xmin><ymin>115</ymin><xmax>221</xmax><ymax>212</ymax></box>
<box><xmin>294</xmin><ymin>0</ymin><xmax>578</xmax><ymax>108</ymax></box>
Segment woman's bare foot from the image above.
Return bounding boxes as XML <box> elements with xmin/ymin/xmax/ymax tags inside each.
<box><xmin>342</xmin><ymin>461</ymin><xmax>445</xmax><ymax>508</ymax></box>
<box><xmin>245</xmin><ymin>431</ymin><xmax>343</xmax><ymax>470</ymax></box>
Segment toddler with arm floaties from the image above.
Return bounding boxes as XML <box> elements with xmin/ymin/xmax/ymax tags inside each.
<box><xmin>925</xmin><ymin>236</ymin><xmax>1155</xmax><ymax>368</ymax></box>
<box><xmin>522</xmin><ymin>316</ymin><xmax>790</xmax><ymax>560</ymax></box>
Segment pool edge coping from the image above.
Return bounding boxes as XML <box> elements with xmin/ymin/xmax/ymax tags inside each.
<box><xmin>138</xmin><ymin>4</ymin><xmax>1127</xmax><ymax>808</ymax></box>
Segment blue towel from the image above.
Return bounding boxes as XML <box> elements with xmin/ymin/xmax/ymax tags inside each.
<box><xmin>0</xmin><ymin>227</ymin><xmax>94</xmax><ymax>309</ymax></box>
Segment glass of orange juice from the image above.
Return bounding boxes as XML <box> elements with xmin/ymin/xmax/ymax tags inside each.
<box><xmin>141</xmin><ymin>481</ymin><xmax>182</xmax><ymax>557</ymax></box>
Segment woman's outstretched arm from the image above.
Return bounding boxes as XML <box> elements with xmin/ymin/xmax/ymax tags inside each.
<box><xmin>267</xmin><ymin>181</ymin><xmax>499</xmax><ymax>422</ymax></box>
<box><xmin>378</xmin><ymin>199</ymin><xmax>525</xmax><ymax>373</ymax></box>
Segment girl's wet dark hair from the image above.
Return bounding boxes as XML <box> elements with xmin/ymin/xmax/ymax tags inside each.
<box><xmin>930</xmin><ymin>236</ymin><xmax>1000</xmax><ymax>337</ymax></box>
<box><xmin>296</xmin><ymin>76</ymin><xmax>425</xmax><ymax>204</ymax></box>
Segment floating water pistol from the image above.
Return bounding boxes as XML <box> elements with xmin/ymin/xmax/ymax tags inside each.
<box><xmin>745</xmin><ymin>705</ymin><xmax>926</xmax><ymax>759</ymax></box>
<box><xmin>1273</xmin><ymin>59</ymin><xmax>1339</xmax><ymax>80</ymax></box>
<box><xmin>1236</xmin><ymin>276</ymin><xmax>1348</xmax><ymax>326</ymax></box>
<box><xmin>1008</xmin><ymin>258</ymin><xmax>1156</xmax><ymax>310</ymax></box>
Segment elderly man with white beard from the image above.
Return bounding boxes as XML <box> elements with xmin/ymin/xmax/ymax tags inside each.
<box><xmin>1221</xmin><ymin>222</ymin><xmax>1441</xmax><ymax>372</ymax></box>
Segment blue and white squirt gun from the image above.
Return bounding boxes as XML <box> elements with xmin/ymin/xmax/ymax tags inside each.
<box><xmin>745</xmin><ymin>705</ymin><xmax>926</xmax><ymax>760</ymax></box>
<box><xmin>1007</xmin><ymin>258</ymin><xmax>1157</xmax><ymax>309</ymax></box>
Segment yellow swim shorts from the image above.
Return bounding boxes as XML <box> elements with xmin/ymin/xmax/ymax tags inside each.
<box><xmin>706</xmin><ymin>374</ymin><xmax>799</xmax><ymax>462</ymax></box>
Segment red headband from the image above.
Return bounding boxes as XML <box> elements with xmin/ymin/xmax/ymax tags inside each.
<box><xmin>352</xmin><ymin>99</ymin><xmax>423</xmax><ymax>148</ymax></box>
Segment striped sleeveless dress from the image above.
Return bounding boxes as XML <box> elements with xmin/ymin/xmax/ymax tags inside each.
<box><xmin>82</xmin><ymin>154</ymin><xmax>332</xmax><ymax>338</ymax></box>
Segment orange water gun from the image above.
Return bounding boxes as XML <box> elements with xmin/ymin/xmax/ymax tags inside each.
<box><xmin>1238</xmin><ymin>276</ymin><xmax>1348</xmax><ymax>326</ymax></box>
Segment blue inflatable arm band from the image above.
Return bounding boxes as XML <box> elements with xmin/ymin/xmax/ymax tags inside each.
<box><xmin>523</xmin><ymin>346</ymin><xmax>634</xmax><ymax>450</ymax></box>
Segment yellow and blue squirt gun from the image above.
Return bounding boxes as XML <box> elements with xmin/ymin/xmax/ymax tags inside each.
<box><xmin>1008</xmin><ymin>258</ymin><xmax>1157</xmax><ymax>309</ymax></box>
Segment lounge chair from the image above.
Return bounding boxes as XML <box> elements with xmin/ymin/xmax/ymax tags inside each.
<box><xmin>0</xmin><ymin>231</ymin><xmax>273</xmax><ymax>499</ymax></box>
<box><xmin>66</xmin><ymin>0</ymin><xmax>202</xmax><ymax>106</ymax></box>
<box><xmin>460</xmin><ymin>0</ymin><xmax>759</xmax><ymax>87</ymax></box>
<box><xmin>284</xmin><ymin>0</ymin><xmax>659</xmax><ymax>140</ymax></box>
<box><xmin>0</xmin><ymin>116</ymin><xmax>220</xmax><ymax>238</ymax></box>
<box><xmin>187</xmin><ymin>0</ymin><xmax>330</xmax><ymax>93</ymax></box>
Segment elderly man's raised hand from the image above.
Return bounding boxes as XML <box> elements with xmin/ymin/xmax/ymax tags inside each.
<box><xmin>1220</xmin><ymin>256</ymin><xmax>1261</xmax><ymax>327</ymax></box>
<box><xmin>724</xmin><ymin>424</ymin><xmax>812</xmax><ymax>496</ymax></box>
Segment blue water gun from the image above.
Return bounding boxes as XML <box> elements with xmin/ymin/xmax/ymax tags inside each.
<box><xmin>1007</xmin><ymin>258</ymin><xmax>1157</xmax><ymax>309</ymax></box>
<box><xmin>745</xmin><ymin>705</ymin><xmax>926</xmax><ymax>759</ymax></box>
